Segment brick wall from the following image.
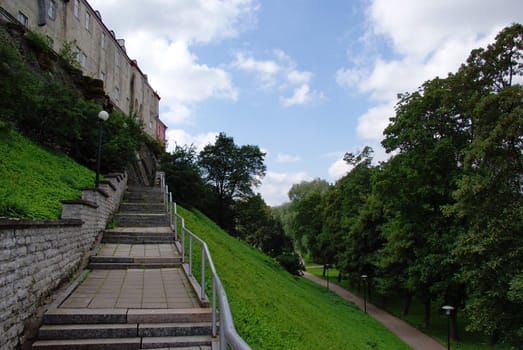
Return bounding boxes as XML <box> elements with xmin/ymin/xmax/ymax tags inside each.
<box><xmin>0</xmin><ymin>173</ymin><xmax>127</xmax><ymax>350</ymax></box>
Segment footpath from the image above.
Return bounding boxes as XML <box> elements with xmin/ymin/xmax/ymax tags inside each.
<box><xmin>31</xmin><ymin>185</ymin><xmax>214</xmax><ymax>349</ymax></box>
<box><xmin>303</xmin><ymin>272</ymin><xmax>445</xmax><ymax>350</ymax></box>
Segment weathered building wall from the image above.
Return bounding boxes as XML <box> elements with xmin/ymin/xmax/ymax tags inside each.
<box><xmin>0</xmin><ymin>0</ymin><xmax>164</xmax><ymax>142</ymax></box>
<box><xmin>0</xmin><ymin>173</ymin><xmax>127</xmax><ymax>350</ymax></box>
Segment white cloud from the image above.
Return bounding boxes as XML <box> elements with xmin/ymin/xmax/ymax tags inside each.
<box><xmin>233</xmin><ymin>50</ymin><xmax>323</xmax><ymax>106</ymax></box>
<box><xmin>328</xmin><ymin>158</ymin><xmax>352</xmax><ymax>180</ymax></box>
<box><xmin>259</xmin><ymin>171</ymin><xmax>312</xmax><ymax>206</ymax></box>
<box><xmin>166</xmin><ymin>129</ymin><xmax>218</xmax><ymax>153</ymax></box>
<box><xmin>281</xmin><ymin>84</ymin><xmax>324</xmax><ymax>107</ymax></box>
<box><xmin>356</xmin><ymin>102</ymin><xmax>395</xmax><ymax>140</ymax></box>
<box><xmin>276</xmin><ymin>153</ymin><xmax>301</xmax><ymax>163</ymax></box>
<box><xmin>88</xmin><ymin>0</ymin><xmax>255</xmax><ymax>127</ymax></box>
<box><xmin>336</xmin><ymin>0</ymin><xmax>523</xmax><ymax>141</ymax></box>
<box><xmin>89</xmin><ymin>0</ymin><xmax>258</xmax><ymax>44</ymax></box>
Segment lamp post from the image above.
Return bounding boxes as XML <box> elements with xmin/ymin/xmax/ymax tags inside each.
<box><xmin>325</xmin><ymin>264</ymin><xmax>330</xmax><ymax>290</ymax></box>
<box><xmin>361</xmin><ymin>274</ymin><xmax>368</xmax><ymax>313</ymax></box>
<box><xmin>442</xmin><ymin>305</ymin><xmax>454</xmax><ymax>350</ymax></box>
<box><xmin>95</xmin><ymin>110</ymin><xmax>109</xmax><ymax>187</ymax></box>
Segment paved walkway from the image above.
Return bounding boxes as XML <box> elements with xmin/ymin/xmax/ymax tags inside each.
<box><xmin>97</xmin><ymin>243</ymin><xmax>180</xmax><ymax>258</ymax></box>
<box><xmin>303</xmin><ymin>272</ymin><xmax>445</xmax><ymax>350</ymax></box>
<box><xmin>60</xmin><ymin>268</ymin><xmax>200</xmax><ymax>309</ymax></box>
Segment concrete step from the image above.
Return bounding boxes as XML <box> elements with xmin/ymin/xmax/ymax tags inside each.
<box><xmin>89</xmin><ymin>262</ymin><xmax>181</xmax><ymax>269</ymax></box>
<box><xmin>141</xmin><ymin>335</ymin><xmax>212</xmax><ymax>349</ymax></box>
<box><xmin>101</xmin><ymin>237</ymin><xmax>176</xmax><ymax>244</ymax></box>
<box><xmin>38</xmin><ymin>324</ymin><xmax>138</xmax><ymax>340</ymax></box>
<box><xmin>124</xmin><ymin>191</ymin><xmax>164</xmax><ymax>203</ymax></box>
<box><xmin>32</xmin><ymin>337</ymin><xmax>141</xmax><ymax>350</ymax></box>
<box><xmin>33</xmin><ymin>335</ymin><xmax>212</xmax><ymax>349</ymax></box>
<box><xmin>90</xmin><ymin>256</ymin><xmax>181</xmax><ymax>264</ymax></box>
<box><xmin>127</xmin><ymin>186</ymin><xmax>162</xmax><ymax>192</ymax></box>
<box><xmin>43</xmin><ymin>308</ymin><xmax>128</xmax><ymax>325</ymax></box>
<box><xmin>139</xmin><ymin>322</ymin><xmax>213</xmax><ymax>337</ymax></box>
<box><xmin>127</xmin><ymin>309</ymin><xmax>213</xmax><ymax>324</ymax></box>
<box><xmin>43</xmin><ymin>308</ymin><xmax>213</xmax><ymax>325</ymax></box>
<box><xmin>38</xmin><ymin>322</ymin><xmax>212</xmax><ymax>340</ymax></box>
<box><xmin>115</xmin><ymin>213</ymin><xmax>170</xmax><ymax>227</ymax></box>
<box><xmin>119</xmin><ymin>203</ymin><xmax>166</xmax><ymax>213</ymax></box>
<box><xmin>138</xmin><ymin>322</ymin><xmax>212</xmax><ymax>337</ymax></box>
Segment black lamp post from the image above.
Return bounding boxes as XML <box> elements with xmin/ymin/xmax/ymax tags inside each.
<box><xmin>442</xmin><ymin>305</ymin><xmax>454</xmax><ymax>350</ymax></box>
<box><xmin>95</xmin><ymin>110</ymin><xmax>109</xmax><ymax>187</ymax></box>
<box><xmin>361</xmin><ymin>274</ymin><xmax>368</xmax><ymax>313</ymax></box>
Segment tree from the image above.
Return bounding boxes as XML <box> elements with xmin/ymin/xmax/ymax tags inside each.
<box><xmin>198</xmin><ymin>132</ymin><xmax>266</xmax><ymax>230</ymax></box>
<box><xmin>448</xmin><ymin>24</ymin><xmax>523</xmax><ymax>343</ymax></box>
<box><xmin>160</xmin><ymin>144</ymin><xmax>208</xmax><ymax>209</ymax></box>
<box><xmin>235</xmin><ymin>194</ymin><xmax>303</xmax><ymax>275</ymax></box>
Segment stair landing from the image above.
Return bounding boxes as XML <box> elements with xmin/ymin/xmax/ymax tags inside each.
<box><xmin>60</xmin><ymin>268</ymin><xmax>199</xmax><ymax>309</ymax></box>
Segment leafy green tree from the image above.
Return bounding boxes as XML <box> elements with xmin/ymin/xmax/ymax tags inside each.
<box><xmin>235</xmin><ymin>194</ymin><xmax>303</xmax><ymax>275</ymax></box>
<box><xmin>323</xmin><ymin>147</ymin><xmax>377</xmax><ymax>282</ymax></box>
<box><xmin>378</xmin><ymin>73</ymin><xmax>468</xmax><ymax>330</ymax></box>
<box><xmin>288</xmin><ymin>178</ymin><xmax>330</xmax><ymax>201</ymax></box>
<box><xmin>160</xmin><ymin>144</ymin><xmax>208</xmax><ymax>209</ymax></box>
<box><xmin>447</xmin><ymin>24</ymin><xmax>523</xmax><ymax>343</ymax></box>
<box><xmin>198</xmin><ymin>132</ymin><xmax>266</xmax><ymax>231</ymax></box>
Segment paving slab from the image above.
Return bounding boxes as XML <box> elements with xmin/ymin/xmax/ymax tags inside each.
<box><xmin>60</xmin><ymin>268</ymin><xmax>199</xmax><ymax>309</ymax></box>
<box><xmin>97</xmin><ymin>243</ymin><xmax>180</xmax><ymax>258</ymax></box>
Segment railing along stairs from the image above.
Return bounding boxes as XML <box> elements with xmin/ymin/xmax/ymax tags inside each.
<box><xmin>157</xmin><ymin>172</ymin><xmax>251</xmax><ymax>350</ymax></box>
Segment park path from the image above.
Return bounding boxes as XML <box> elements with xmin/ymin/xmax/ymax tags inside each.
<box><xmin>303</xmin><ymin>272</ymin><xmax>446</xmax><ymax>350</ymax></box>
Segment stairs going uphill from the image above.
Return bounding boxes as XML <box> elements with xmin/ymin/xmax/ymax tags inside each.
<box><xmin>32</xmin><ymin>185</ymin><xmax>215</xmax><ymax>349</ymax></box>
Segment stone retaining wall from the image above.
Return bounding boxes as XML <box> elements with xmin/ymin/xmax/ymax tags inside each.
<box><xmin>0</xmin><ymin>173</ymin><xmax>127</xmax><ymax>350</ymax></box>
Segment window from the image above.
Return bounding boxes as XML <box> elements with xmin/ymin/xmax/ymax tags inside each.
<box><xmin>75</xmin><ymin>46</ymin><xmax>81</xmax><ymax>64</ymax></box>
<box><xmin>114</xmin><ymin>51</ymin><xmax>120</xmax><ymax>67</ymax></box>
<box><xmin>73</xmin><ymin>0</ymin><xmax>80</xmax><ymax>17</ymax></box>
<box><xmin>85</xmin><ymin>12</ymin><xmax>90</xmax><ymax>31</ymax></box>
<box><xmin>80</xmin><ymin>53</ymin><xmax>87</xmax><ymax>68</ymax></box>
<box><xmin>100</xmin><ymin>71</ymin><xmax>105</xmax><ymax>82</ymax></box>
<box><xmin>101</xmin><ymin>32</ymin><xmax>106</xmax><ymax>49</ymax></box>
<box><xmin>48</xmin><ymin>0</ymin><xmax>56</xmax><ymax>20</ymax></box>
<box><xmin>17</xmin><ymin>11</ymin><xmax>28</xmax><ymax>27</ymax></box>
<box><xmin>114</xmin><ymin>86</ymin><xmax>120</xmax><ymax>101</ymax></box>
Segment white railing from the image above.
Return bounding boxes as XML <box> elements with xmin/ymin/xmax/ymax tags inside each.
<box><xmin>158</xmin><ymin>172</ymin><xmax>251</xmax><ymax>350</ymax></box>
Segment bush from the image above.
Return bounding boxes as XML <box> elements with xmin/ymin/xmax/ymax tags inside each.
<box><xmin>276</xmin><ymin>252</ymin><xmax>305</xmax><ymax>276</ymax></box>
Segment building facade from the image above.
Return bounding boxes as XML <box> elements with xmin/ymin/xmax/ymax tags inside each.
<box><xmin>0</xmin><ymin>0</ymin><xmax>166</xmax><ymax>143</ymax></box>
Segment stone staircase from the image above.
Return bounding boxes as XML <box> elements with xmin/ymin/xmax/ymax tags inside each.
<box><xmin>32</xmin><ymin>186</ymin><xmax>215</xmax><ymax>349</ymax></box>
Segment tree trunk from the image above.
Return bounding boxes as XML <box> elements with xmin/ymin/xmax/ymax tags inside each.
<box><xmin>423</xmin><ymin>300</ymin><xmax>431</xmax><ymax>329</ymax></box>
<box><xmin>402</xmin><ymin>294</ymin><xmax>412</xmax><ymax>316</ymax></box>
<box><xmin>322</xmin><ymin>264</ymin><xmax>326</xmax><ymax>277</ymax></box>
<box><xmin>337</xmin><ymin>271</ymin><xmax>342</xmax><ymax>283</ymax></box>
<box><xmin>450</xmin><ymin>308</ymin><xmax>459</xmax><ymax>341</ymax></box>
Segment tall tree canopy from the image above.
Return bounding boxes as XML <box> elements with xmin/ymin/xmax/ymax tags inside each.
<box><xmin>198</xmin><ymin>132</ymin><xmax>266</xmax><ymax>230</ymax></box>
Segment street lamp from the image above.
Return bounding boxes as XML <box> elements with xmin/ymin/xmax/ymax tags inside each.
<box><xmin>361</xmin><ymin>274</ymin><xmax>368</xmax><ymax>313</ymax></box>
<box><xmin>442</xmin><ymin>305</ymin><xmax>454</xmax><ymax>350</ymax></box>
<box><xmin>95</xmin><ymin>110</ymin><xmax>109</xmax><ymax>187</ymax></box>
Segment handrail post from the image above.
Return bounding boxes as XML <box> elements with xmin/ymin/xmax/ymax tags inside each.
<box><xmin>212</xmin><ymin>276</ymin><xmax>217</xmax><ymax>337</ymax></box>
<box><xmin>165</xmin><ymin>185</ymin><xmax>169</xmax><ymax>210</ymax></box>
<box><xmin>169</xmin><ymin>192</ymin><xmax>173</xmax><ymax>227</ymax></box>
<box><xmin>201</xmin><ymin>246</ymin><xmax>206</xmax><ymax>300</ymax></box>
<box><xmin>181</xmin><ymin>223</ymin><xmax>185</xmax><ymax>263</ymax></box>
<box><xmin>189</xmin><ymin>235</ymin><xmax>193</xmax><ymax>276</ymax></box>
<box><xmin>174</xmin><ymin>203</ymin><xmax>178</xmax><ymax>240</ymax></box>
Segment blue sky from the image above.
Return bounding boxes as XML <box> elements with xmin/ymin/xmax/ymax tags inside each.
<box><xmin>89</xmin><ymin>0</ymin><xmax>522</xmax><ymax>205</ymax></box>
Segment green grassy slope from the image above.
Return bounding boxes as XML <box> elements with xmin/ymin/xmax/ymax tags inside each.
<box><xmin>0</xmin><ymin>129</ymin><xmax>95</xmax><ymax>219</ymax></box>
<box><xmin>178</xmin><ymin>206</ymin><xmax>410</xmax><ymax>350</ymax></box>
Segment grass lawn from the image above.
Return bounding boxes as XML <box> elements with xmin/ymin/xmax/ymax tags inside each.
<box><xmin>177</xmin><ymin>206</ymin><xmax>411</xmax><ymax>350</ymax></box>
<box><xmin>305</xmin><ymin>265</ymin><xmax>516</xmax><ymax>350</ymax></box>
<box><xmin>0</xmin><ymin>129</ymin><xmax>95</xmax><ymax>219</ymax></box>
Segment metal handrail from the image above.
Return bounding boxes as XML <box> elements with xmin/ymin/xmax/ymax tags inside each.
<box><xmin>157</xmin><ymin>172</ymin><xmax>251</xmax><ymax>350</ymax></box>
